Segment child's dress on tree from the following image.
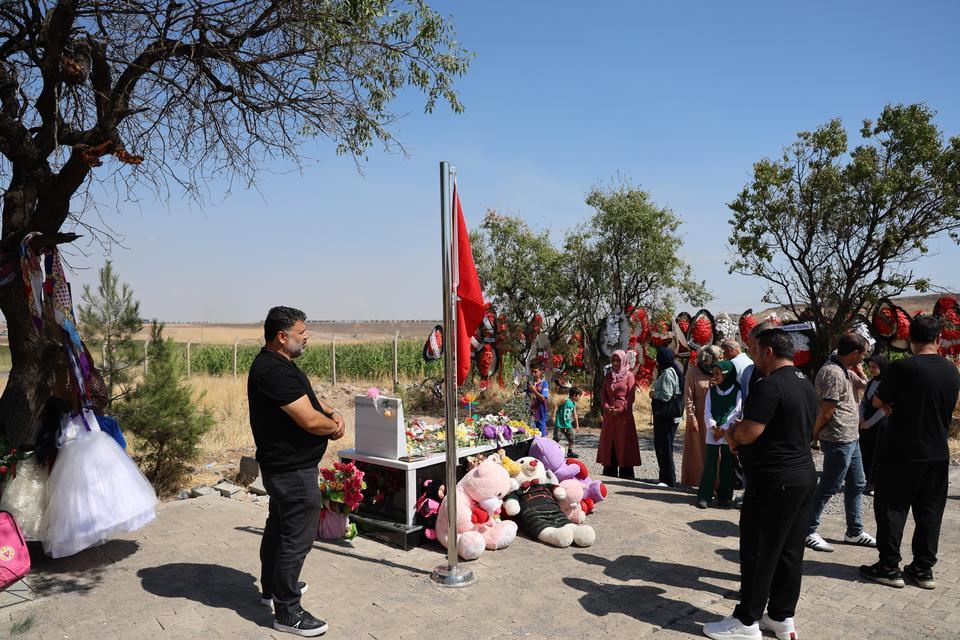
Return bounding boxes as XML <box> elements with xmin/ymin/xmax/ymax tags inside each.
<box><xmin>40</xmin><ymin>410</ymin><xmax>157</xmax><ymax>558</ymax></box>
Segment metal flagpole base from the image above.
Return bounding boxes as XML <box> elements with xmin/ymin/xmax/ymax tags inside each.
<box><xmin>430</xmin><ymin>564</ymin><xmax>477</xmax><ymax>587</ymax></box>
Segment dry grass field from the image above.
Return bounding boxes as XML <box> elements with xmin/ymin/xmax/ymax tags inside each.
<box><xmin>130</xmin><ymin>320</ymin><xmax>440</xmax><ymax>346</ymax></box>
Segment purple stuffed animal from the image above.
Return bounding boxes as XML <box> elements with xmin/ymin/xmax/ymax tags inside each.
<box><xmin>528</xmin><ymin>437</ymin><xmax>607</xmax><ymax>511</ymax></box>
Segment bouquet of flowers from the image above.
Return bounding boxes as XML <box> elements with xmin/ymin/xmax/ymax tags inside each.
<box><xmin>317</xmin><ymin>461</ymin><xmax>366</xmax><ymax>540</ymax></box>
<box><xmin>0</xmin><ymin>436</ymin><xmax>25</xmax><ymax>497</ymax></box>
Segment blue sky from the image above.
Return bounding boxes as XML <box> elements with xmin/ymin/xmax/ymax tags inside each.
<box><xmin>46</xmin><ymin>1</ymin><xmax>960</xmax><ymax>322</ymax></box>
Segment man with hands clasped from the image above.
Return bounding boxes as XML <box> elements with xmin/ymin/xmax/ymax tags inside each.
<box><xmin>248</xmin><ymin>306</ymin><xmax>346</xmax><ymax>637</ymax></box>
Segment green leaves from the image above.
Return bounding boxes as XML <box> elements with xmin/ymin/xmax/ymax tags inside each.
<box><xmin>78</xmin><ymin>261</ymin><xmax>144</xmax><ymax>406</ymax></box>
<box><xmin>303</xmin><ymin>0</ymin><xmax>471</xmax><ymax>155</ymax></box>
<box><xmin>472</xmin><ymin>179</ymin><xmax>710</xmax><ymax>366</ymax></box>
<box><xmin>728</xmin><ymin>102</ymin><xmax>960</xmax><ymax>358</ymax></box>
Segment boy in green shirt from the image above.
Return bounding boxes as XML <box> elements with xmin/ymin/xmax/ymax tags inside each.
<box><xmin>553</xmin><ymin>386</ymin><xmax>582</xmax><ymax>458</ymax></box>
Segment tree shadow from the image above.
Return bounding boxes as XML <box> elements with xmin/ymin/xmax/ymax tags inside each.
<box><xmin>235</xmin><ymin>526</ymin><xmax>431</xmax><ymax>576</ymax></box>
<box><xmin>27</xmin><ymin>539</ymin><xmax>140</xmax><ymax>596</ymax></box>
<box><xmin>138</xmin><ymin>563</ymin><xmax>272</xmax><ymax>627</ymax></box>
<box><xmin>713</xmin><ymin>547</ymin><xmax>863</xmax><ymax>582</ymax></box>
<box><xmin>573</xmin><ymin>552</ymin><xmax>739</xmax><ymax>599</ymax></box>
<box><xmin>688</xmin><ymin>519</ymin><xmax>740</xmax><ymax>538</ymax></box>
<box><xmin>563</xmin><ymin>576</ymin><xmax>723</xmax><ymax>632</ymax></box>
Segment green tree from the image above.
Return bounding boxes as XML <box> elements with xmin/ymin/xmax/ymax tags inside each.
<box><xmin>0</xmin><ymin>1</ymin><xmax>470</xmax><ymax>445</ymax></box>
<box><xmin>470</xmin><ymin>211</ymin><xmax>567</xmax><ymax>365</ymax></box>
<box><xmin>471</xmin><ymin>181</ymin><xmax>709</xmax><ymax>419</ymax></box>
<box><xmin>116</xmin><ymin>321</ymin><xmax>213</xmax><ymax>494</ymax></box>
<box><xmin>77</xmin><ymin>261</ymin><xmax>143</xmax><ymax>405</ymax></box>
<box><xmin>728</xmin><ymin>103</ymin><xmax>960</xmax><ymax>364</ymax></box>
<box><xmin>566</xmin><ymin>180</ymin><xmax>710</xmax><ymax>417</ymax></box>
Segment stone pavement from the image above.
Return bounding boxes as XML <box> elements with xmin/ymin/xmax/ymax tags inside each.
<box><xmin>4</xmin><ymin>461</ymin><xmax>960</xmax><ymax>639</ymax></box>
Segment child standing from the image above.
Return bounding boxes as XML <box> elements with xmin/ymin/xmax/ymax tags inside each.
<box><xmin>553</xmin><ymin>386</ymin><xmax>582</xmax><ymax>458</ymax></box>
<box><xmin>527</xmin><ymin>365</ymin><xmax>550</xmax><ymax>437</ymax></box>
<box><xmin>696</xmin><ymin>360</ymin><xmax>742</xmax><ymax>509</ymax></box>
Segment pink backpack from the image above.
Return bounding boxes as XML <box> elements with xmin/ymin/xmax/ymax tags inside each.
<box><xmin>0</xmin><ymin>511</ymin><xmax>30</xmax><ymax>590</ymax></box>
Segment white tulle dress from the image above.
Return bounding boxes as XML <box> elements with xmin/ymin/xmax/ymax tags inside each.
<box><xmin>0</xmin><ymin>453</ymin><xmax>49</xmax><ymax>540</ymax></box>
<box><xmin>40</xmin><ymin>410</ymin><xmax>157</xmax><ymax>558</ymax></box>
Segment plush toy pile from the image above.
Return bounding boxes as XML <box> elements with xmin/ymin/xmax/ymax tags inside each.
<box><xmin>431</xmin><ymin>437</ymin><xmax>607</xmax><ymax>560</ymax></box>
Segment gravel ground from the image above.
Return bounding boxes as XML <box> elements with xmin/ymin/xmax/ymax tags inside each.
<box><xmin>573</xmin><ymin>425</ymin><xmax>960</xmax><ymax>521</ymax></box>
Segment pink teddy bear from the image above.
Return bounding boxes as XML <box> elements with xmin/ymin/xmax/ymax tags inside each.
<box><xmin>436</xmin><ymin>454</ymin><xmax>518</xmax><ymax>560</ymax></box>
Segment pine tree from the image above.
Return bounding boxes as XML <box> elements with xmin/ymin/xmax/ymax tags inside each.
<box><xmin>78</xmin><ymin>261</ymin><xmax>144</xmax><ymax>405</ymax></box>
<box><xmin>117</xmin><ymin>321</ymin><xmax>213</xmax><ymax>493</ymax></box>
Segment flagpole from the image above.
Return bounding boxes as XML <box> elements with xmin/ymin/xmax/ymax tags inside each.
<box><xmin>431</xmin><ymin>161</ymin><xmax>476</xmax><ymax>587</ymax></box>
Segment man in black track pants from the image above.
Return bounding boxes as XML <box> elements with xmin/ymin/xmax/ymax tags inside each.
<box><xmin>703</xmin><ymin>329</ymin><xmax>817</xmax><ymax>640</ymax></box>
<box><xmin>249</xmin><ymin>306</ymin><xmax>346</xmax><ymax>637</ymax></box>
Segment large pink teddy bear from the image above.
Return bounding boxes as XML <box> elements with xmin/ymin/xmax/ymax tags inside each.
<box><xmin>528</xmin><ymin>437</ymin><xmax>607</xmax><ymax>513</ymax></box>
<box><xmin>436</xmin><ymin>454</ymin><xmax>518</xmax><ymax>560</ymax></box>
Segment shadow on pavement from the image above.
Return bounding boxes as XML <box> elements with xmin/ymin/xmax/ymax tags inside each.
<box><xmin>714</xmin><ymin>547</ymin><xmax>863</xmax><ymax>582</ymax></box>
<box><xmin>563</xmin><ymin>577</ymin><xmax>723</xmax><ymax>632</ymax></box>
<box><xmin>619</xmin><ymin>490</ymin><xmax>702</xmax><ymax>506</ymax></box>
<box><xmin>573</xmin><ymin>552</ymin><xmax>739</xmax><ymax>599</ymax></box>
<box><xmin>29</xmin><ymin>539</ymin><xmax>140</xmax><ymax>596</ymax></box>
<box><xmin>235</xmin><ymin>526</ymin><xmax>431</xmax><ymax>576</ymax></box>
<box><xmin>138</xmin><ymin>563</ymin><xmax>272</xmax><ymax>627</ymax></box>
<box><xmin>688</xmin><ymin>519</ymin><xmax>740</xmax><ymax>538</ymax></box>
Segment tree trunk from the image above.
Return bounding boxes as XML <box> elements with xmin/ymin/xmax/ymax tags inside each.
<box><xmin>0</xmin><ymin>278</ymin><xmax>60</xmax><ymax>446</ymax></box>
<box><xmin>586</xmin><ymin>330</ymin><xmax>605</xmax><ymax>427</ymax></box>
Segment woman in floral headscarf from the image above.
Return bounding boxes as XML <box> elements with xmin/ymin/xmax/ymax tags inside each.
<box><xmin>680</xmin><ymin>345</ymin><xmax>722</xmax><ymax>487</ymax></box>
<box><xmin>597</xmin><ymin>350</ymin><xmax>642</xmax><ymax>478</ymax></box>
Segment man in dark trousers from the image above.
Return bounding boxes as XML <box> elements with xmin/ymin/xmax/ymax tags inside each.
<box><xmin>860</xmin><ymin>315</ymin><xmax>960</xmax><ymax>590</ymax></box>
<box><xmin>703</xmin><ymin>329</ymin><xmax>818</xmax><ymax>640</ymax></box>
<box><xmin>248</xmin><ymin>306</ymin><xmax>345</xmax><ymax>637</ymax></box>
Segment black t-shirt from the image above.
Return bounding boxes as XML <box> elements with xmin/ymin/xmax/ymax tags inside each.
<box><xmin>739</xmin><ymin>365</ymin><xmax>818</xmax><ymax>486</ymax></box>
<box><xmin>248</xmin><ymin>348</ymin><xmax>329</xmax><ymax>471</ymax></box>
<box><xmin>875</xmin><ymin>354</ymin><xmax>960</xmax><ymax>462</ymax></box>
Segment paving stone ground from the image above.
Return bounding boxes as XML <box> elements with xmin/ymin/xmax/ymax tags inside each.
<box><xmin>5</xmin><ymin>432</ymin><xmax>960</xmax><ymax>640</ymax></box>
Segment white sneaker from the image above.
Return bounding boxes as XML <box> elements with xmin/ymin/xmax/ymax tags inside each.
<box><xmin>702</xmin><ymin>615</ymin><xmax>761</xmax><ymax>639</ymax></box>
<box><xmin>804</xmin><ymin>532</ymin><xmax>834</xmax><ymax>552</ymax></box>
<box><xmin>760</xmin><ymin>613</ymin><xmax>798</xmax><ymax>640</ymax></box>
<box><xmin>844</xmin><ymin>531</ymin><xmax>877</xmax><ymax>547</ymax></box>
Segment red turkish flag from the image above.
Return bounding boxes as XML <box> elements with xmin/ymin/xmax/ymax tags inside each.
<box><xmin>454</xmin><ymin>185</ymin><xmax>484</xmax><ymax>386</ymax></box>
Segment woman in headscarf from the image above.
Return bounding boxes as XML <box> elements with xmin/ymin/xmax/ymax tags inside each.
<box><xmin>696</xmin><ymin>360</ymin><xmax>742</xmax><ymax>509</ymax></box>
<box><xmin>680</xmin><ymin>345</ymin><xmax>722</xmax><ymax>487</ymax></box>
<box><xmin>597</xmin><ymin>349</ymin><xmax>642</xmax><ymax>479</ymax></box>
<box><xmin>859</xmin><ymin>354</ymin><xmax>888</xmax><ymax>494</ymax></box>
<box><xmin>650</xmin><ymin>346</ymin><xmax>684</xmax><ymax>487</ymax></box>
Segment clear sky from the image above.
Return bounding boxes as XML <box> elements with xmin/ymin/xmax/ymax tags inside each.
<box><xmin>31</xmin><ymin>0</ymin><xmax>960</xmax><ymax>322</ymax></box>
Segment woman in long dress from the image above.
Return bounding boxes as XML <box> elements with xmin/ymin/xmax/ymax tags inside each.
<box><xmin>680</xmin><ymin>345</ymin><xmax>722</xmax><ymax>487</ymax></box>
<box><xmin>597</xmin><ymin>350</ymin><xmax>642</xmax><ymax>479</ymax></box>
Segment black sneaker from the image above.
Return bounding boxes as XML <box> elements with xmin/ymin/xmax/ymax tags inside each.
<box><xmin>696</xmin><ymin>499</ymin><xmax>709</xmax><ymax>509</ymax></box>
<box><xmin>859</xmin><ymin>562</ymin><xmax>905</xmax><ymax>588</ymax></box>
<box><xmin>261</xmin><ymin>581</ymin><xmax>309</xmax><ymax>607</ymax></box>
<box><xmin>567</xmin><ymin>450</ymin><xmax>579</xmax><ymax>459</ymax></box>
<box><xmin>717</xmin><ymin>499</ymin><xmax>733</xmax><ymax>509</ymax></box>
<box><xmin>274</xmin><ymin>608</ymin><xmax>328</xmax><ymax>637</ymax></box>
<box><xmin>903</xmin><ymin>564</ymin><xmax>936</xmax><ymax>590</ymax></box>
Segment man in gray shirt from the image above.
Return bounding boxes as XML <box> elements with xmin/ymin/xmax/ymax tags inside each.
<box><xmin>805</xmin><ymin>332</ymin><xmax>876</xmax><ymax>552</ymax></box>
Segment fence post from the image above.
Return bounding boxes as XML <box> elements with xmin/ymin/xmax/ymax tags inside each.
<box><xmin>233</xmin><ymin>337</ymin><xmax>239</xmax><ymax>380</ymax></box>
<box><xmin>143</xmin><ymin>340</ymin><xmax>149</xmax><ymax>375</ymax></box>
<box><xmin>101</xmin><ymin>343</ymin><xmax>106</xmax><ymax>368</ymax></box>
<box><xmin>186</xmin><ymin>340</ymin><xmax>192</xmax><ymax>379</ymax></box>
<box><xmin>393</xmin><ymin>329</ymin><xmax>399</xmax><ymax>392</ymax></box>
<box><xmin>332</xmin><ymin>335</ymin><xmax>337</xmax><ymax>386</ymax></box>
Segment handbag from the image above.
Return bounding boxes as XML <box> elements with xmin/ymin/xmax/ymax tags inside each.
<box><xmin>0</xmin><ymin>511</ymin><xmax>31</xmax><ymax>590</ymax></box>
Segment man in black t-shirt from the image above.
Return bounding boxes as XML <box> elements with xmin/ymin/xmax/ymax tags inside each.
<box><xmin>703</xmin><ymin>329</ymin><xmax>817</xmax><ymax>640</ymax></box>
<box><xmin>248</xmin><ymin>306</ymin><xmax>345</xmax><ymax>637</ymax></box>
<box><xmin>860</xmin><ymin>315</ymin><xmax>960</xmax><ymax>590</ymax></box>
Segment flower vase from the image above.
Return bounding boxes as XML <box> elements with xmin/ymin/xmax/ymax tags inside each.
<box><xmin>317</xmin><ymin>507</ymin><xmax>351</xmax><ymax>540</ymax></box>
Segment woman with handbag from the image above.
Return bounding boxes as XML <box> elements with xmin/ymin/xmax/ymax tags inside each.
<box><xmin>650</xmin><ymin>347</ymin><xmax>684</xmax><ymax>487</ymax></box>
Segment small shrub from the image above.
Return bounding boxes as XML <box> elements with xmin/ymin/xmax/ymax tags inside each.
<box><xmin>116</xmin><ymin>322</ymin><xmax>214</xmax><ymax>494</ymax></box>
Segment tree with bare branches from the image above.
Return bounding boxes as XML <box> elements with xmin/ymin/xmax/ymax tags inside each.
<box><xmin>0</xmin><ymin>0</ymin><xmax>470</xmax><ymax>444</ymax></box>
